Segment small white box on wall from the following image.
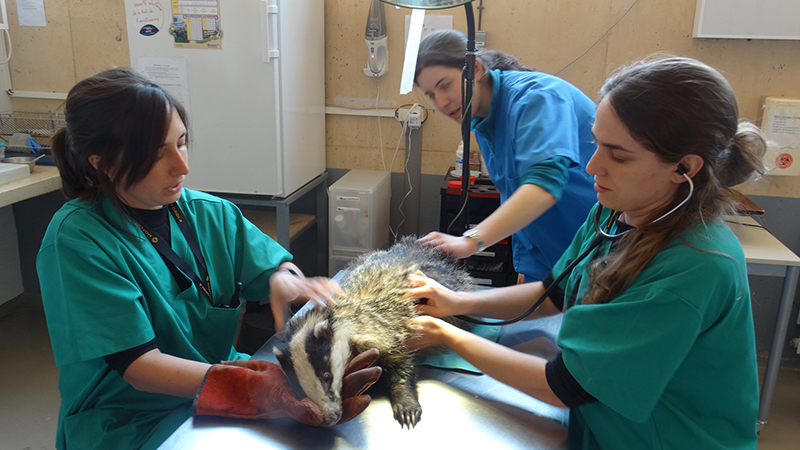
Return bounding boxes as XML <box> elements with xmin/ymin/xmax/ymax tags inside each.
<box><xmin>761</xmin><ymin>97</ymin><xmax>800</xmax><ymax>177</ymax></box>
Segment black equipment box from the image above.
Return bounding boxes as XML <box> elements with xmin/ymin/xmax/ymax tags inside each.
<box><xmin>439</xmin><ymin>168</ymin><xmax>518</xmax><ymax>287</ymax></box>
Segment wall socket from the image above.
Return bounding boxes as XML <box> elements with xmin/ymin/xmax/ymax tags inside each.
<box><xmin>395</xmin><ymin>104</ymin><xmax>428</xmax><ymax>124</ymax></box>
<box><xmin>475</xmin><ymin>31</ymin><xmax>486</xmax><ymax>50</ymax></box>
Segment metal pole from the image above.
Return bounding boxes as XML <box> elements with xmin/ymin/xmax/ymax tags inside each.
<box><xmin>402</xmin><ymin>125</ymin><xmax>422</xmax><ymax>236</ymax></box>
<box><xmin>757</xmin><ymin>264</ymin><xmax>800</xmax><ymax>430</ymax></box>
<box><xmin>458</xmin><ymin>2</ymin><xmax>476</xmax><ymax>234</ymax></box>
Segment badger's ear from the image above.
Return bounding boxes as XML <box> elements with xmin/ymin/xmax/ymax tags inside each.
<box><xmin>273</xmin><ymin>343</ymin><xmax>291</xmax><ymax>367</ymax></box>
<box><xmin>313</xmin><ymin>319</ymin><xmax>334</xmax><ymax>341</ymax></box>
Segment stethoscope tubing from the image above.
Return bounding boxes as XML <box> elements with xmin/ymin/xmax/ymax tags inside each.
<box><xmin>457</xmin><ymin>171</ymin><xmax>693</xmax><ymax>326</ymax></box>
<box><xmin>457</xmin><ymin>207</ymin><xmax>626</xmax><ymax>326</ymax></box>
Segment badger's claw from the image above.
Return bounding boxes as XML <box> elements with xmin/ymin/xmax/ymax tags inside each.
<box><xmin>392</xmin><ymin>403</ymin><xmax>422</xmax><ymax>428</ymax></box>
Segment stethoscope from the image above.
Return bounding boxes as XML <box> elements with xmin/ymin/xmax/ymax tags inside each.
<box><xmin>458</xmin><ymin>166</ymin><xmax>694</xmax><ymax>326</ymax></box>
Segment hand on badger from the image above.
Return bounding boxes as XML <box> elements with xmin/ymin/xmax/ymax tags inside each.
<box><xmin>403</xmin><ymin>270</ymin><xmax>465</xmax><ymax>318</ymax></box>
<box><xmin>192</xmin><ymin>359</ymin><xmax>324</xmax><ymax>425</ymax></box>
<box><xmin>192</xmin><ymin>349</ymin><xmax>381</xmax><ymax>426</ymax></box>
<box><xmin>338</xmin><ymin>347</ymin><xmax>382</xmax><ymax>424</ymax></box>
<box><xmin>193</xmin><ymin>349</ymin><xmax>382</xmax><ymax>426</ymax></box>
<box><xmin>269</xmin><ymin>262</ymin><xmax>342</xmax><ymax>332</ymax></box>
<box><xmin>418</xmin><ymin>231</ymin><xmax>476</xmax><ymax>259</ymax></box>
<box><xmin>407</xmin><ymin>315</ymin><xmax>452</xmax><ymax>350</ymax></box>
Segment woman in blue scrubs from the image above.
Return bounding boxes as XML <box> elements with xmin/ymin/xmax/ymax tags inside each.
<box><xmin>37</xmin><ymin>68</ymin><xmax>378</xmax><ymax>450</ymax></box>
<box><xmin>406</xmin><ymin>56</ymin><xmax>764</xmax><ymax>449</ymax></box>
<box><xmin>415</xmin><ymin>30</ymin><xmax>597</xmax><ymax>282</ymax></box>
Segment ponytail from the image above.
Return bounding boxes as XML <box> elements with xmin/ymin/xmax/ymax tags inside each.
<box><xmin>53</xmin><ymin>68</ymin><xmax>187</xmax><ymax>209</ymax></box>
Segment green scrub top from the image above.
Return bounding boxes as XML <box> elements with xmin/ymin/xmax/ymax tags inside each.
<box><xmin>37</xmin><ymin>189</ymin><xmax>292</xmax><ymax>450</ymax></box>
<box><xmin>552</xmin><ymin>205</ymin><xmax>759</xmax><ymax>450</ymax></box>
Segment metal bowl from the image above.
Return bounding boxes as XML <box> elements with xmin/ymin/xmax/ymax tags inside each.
<box><xmin>1</xmin><ymin>155</ymin><xmax>44</xmax><ymax>172</ymax></box>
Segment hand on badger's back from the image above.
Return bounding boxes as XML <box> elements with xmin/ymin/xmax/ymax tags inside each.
<box><xmin>273</xmin><ymin>236</ymin><xmax>476</xmax><ymax>428</ymax></box>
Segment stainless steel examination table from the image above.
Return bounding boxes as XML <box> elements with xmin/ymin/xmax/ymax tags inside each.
<box><xmin>157</xmin><ymin>315</ymin><xmax>569</xmax><ymax>450</ymax></box>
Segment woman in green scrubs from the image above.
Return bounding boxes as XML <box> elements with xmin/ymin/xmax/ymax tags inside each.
<box><xmin>37</xmin><ymin>69</ymin><xmax>378</xmax><ymax>450</ymax></box>
<box><xmin>404</xmin><ymin>56</ymin><xmax>765</xmax><ymax>449</ymax></box>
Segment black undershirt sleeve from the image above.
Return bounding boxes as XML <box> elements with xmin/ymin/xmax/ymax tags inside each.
<box><xmin>541</xmin><ymin>271</ymin><xmax>564</xmax><ymax>311</ymax></box>
<box><xmin>104</xmin><ymin>339</ymin><xmax>158</xmax><ymax>377</ymax></box>
<box><xmin>545</xmin><ymin>351</ymin><xmax>597</xmax><ymax>408</ymax></box>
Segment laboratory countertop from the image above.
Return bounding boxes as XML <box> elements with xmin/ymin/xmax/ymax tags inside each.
<box><xmin>0</xmin><ymin>165</ymin><xmax>61</xmax><ymax>209</ymax></box>
<box><xmin>728</xmin><ymin>216</ymin><xmax>800</xmax><ymax>267</ymax></box>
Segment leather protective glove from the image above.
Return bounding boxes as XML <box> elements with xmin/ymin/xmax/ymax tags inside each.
<box><xmin>338</xmin><ymin>347</ymin><xmax>382</xmax><ymax>424</ymax></box>
<box><xmin>193</xmin><ymin>359</ymin><xmax>323</xmax><ymax>426</ymax></box>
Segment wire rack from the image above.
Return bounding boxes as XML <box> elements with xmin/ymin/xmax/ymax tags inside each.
<box><xmin>0</xmin><ymin>111</ymin><xmax>66</xmax><ymax>155</ymax></box>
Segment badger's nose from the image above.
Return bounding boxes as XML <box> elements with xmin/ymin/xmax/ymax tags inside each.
<box><xmin>321</xmin><ymin>410</ymin><xmax>342</xmax><ymax>427</ymax></box>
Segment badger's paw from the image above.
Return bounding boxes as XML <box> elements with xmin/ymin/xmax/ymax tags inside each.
<box><xmin>392</xmin><ymin>401</ymin><xmax>422</xmax><ymax>428</ymax></box>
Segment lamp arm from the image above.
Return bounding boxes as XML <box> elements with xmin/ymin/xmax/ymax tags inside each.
<box><xmin>458</xmin><ymin>2</ymin><xmax>476</xmax><ymax>234</ymax></box>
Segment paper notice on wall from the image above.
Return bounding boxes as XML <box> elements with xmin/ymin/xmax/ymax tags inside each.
<box><xmin>764</xmin><ymin>107</ymin><xmax>800</xmax><ymax>148</ymax></box>
<box><xmin>16</xmin><ymin>0</ymin><xmax>46</xmax><ymax>27</ymax></box>
<box><xmin>170</xmin><ymin>0</ymin><xmax>222</xmax><ymax>49</ymax></box>
<box><xmin>762</xmin><ymin>97</ymin><xmax>800</xmax><ymax>176</ymax></box>
<box><xmin>136</xmin><ymin>56</ymin><xmax>192</xmax><ymax>119</ymax></box>
<box><xmin>128</xmin><ymin>0</ymin><xmax>165</xmax><ymax>36</ymax></box>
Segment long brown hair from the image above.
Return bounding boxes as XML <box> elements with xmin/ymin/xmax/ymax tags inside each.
<box><xmin>50</xmin><ymin>68</ymin><xmax>189</xmax><ymax>212</ymax></box>
<box><xmin>585</xmin><ymin>56</ymin><xmax>765</xmax><ymax>304</ymax></box>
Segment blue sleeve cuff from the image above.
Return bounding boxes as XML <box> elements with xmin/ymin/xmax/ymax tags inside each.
<box><xmin>519</xmin><ymin>156</ymin><xmax>572</xmax><ymax>201</ymax></box>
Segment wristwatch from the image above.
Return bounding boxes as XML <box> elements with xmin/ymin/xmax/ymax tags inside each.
<box><xmin>462</xmin><ymin>228</ymin><xmax>487</xmax><ymax>253</ymax></box>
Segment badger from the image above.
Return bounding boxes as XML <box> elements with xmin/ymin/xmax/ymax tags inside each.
<box><xmin>272</xmin><ymin>236</ymin><xmax>476</xmax><ymax>428</ymax></box>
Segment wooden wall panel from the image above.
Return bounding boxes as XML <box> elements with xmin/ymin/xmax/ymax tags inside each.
<box><xmin>7</xmin><ymin>0</ymin><xmax>800</xmax><ymax>196</ymax></box>
<box><xmin>6</xmin><ymin>0</ymin><xmax>129</xmax><ymax>113</ymax></box>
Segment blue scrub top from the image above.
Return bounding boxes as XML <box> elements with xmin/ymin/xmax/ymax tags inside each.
<box><xmin>472</xmin><ymin>69</ymin><xmax>597</xmax><ymax>280</ymax></box>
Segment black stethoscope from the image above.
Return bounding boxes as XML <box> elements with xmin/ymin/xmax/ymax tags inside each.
<box><xmin>458</xmin><ymin>166</ymin><xmax>693</xmax><ymax>326</ymax></box>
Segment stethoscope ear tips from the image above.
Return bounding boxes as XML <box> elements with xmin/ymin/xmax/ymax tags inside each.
<box><xmin>676</xmin><ymin>164</ymin><xmax>688</xmax><ymax>175</ymax></box>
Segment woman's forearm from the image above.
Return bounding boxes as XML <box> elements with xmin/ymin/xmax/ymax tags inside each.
<box><xmin>123</xmin><ymin>349</ymin><xmax>211</xmax><ymax>398</ymax></box>
<box><xmin>438</xmin><ymin>323</ymin><xmax>565</xmax><ymax>408</ymax></box>
<box><xmin>459</xmin><ymin>281</ymin><xmax>561</xmax><ymax>321</ymax></box>
<box><xmin>473</xmin><ymin>183</ymin><xmax>556</xmax><ymax>248</ymax></box>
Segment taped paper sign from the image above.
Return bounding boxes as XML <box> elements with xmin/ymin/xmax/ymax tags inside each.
<box><xmin>761</xmin><ymin>97</ymin><xmax>800</xmax><ymax>176</ymax></box>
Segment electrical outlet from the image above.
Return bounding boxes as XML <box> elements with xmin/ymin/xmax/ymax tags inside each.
<box><xmin>408</xmin><ymin>111</ymin><xmax>421</xmax><ymax>128</ymax></box>
<box><xmin>475</xmin><ymin>31</ymin><xmax>486</xmax><ymax>50</ymax></box>
<box><xmin>395</xmin><ymin>104</ymin><xmax>428</xmax><ymax>125</ymax></box>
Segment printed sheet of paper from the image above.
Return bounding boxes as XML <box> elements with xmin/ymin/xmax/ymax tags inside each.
<box><xmin>170</xmin><ymin>0</ymin><xmax>222</xmax><ymax>49</ymax></box>
<box><xmin>762</xmin><ymin>98</ymin><xmax>800</xmax><ymax>176</ymax></box>
<box><xmin>136</xmin><ymin>56</ymin><xmax>192</xmax><ymax>119</ymax></box>
<box><xmin>128</xmin><ymin>0</ymin><xmax>166</xmax><ymax>36</ymax></box>
<box><xmin>16</xmin><ymin>0</ymin><xmax>46</xmax><ymax>27</ymax></box>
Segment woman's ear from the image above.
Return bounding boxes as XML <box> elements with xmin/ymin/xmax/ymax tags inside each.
<box><xmin>672</xmin><ymin>154</ymin><xmax>704</xmax><ymax>183</ymax></box>
<box><xmin>88</xmin><ymin>155</ymin><xmax>101</xmax><ymax>170</ymax></box>
<box><xmin>475</xmin><ymin>58</ymin><xmax>487</xmax><ymax>80</ymax></box>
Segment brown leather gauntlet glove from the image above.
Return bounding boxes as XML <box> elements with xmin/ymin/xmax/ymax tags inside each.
<box><xmin>338</xmin><ymin>348</ymin><xmax>382</xmax><ymax>425</ymax></box>
<box><xmin>193</xmin><ymin>359</ymin><xmax>323</xmax><ymax>426</ymax></box>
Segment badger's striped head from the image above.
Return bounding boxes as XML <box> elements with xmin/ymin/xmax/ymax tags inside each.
<box><xmin>273</xmin><ymin>308</ymin><xmax>352</xmax><ymax>426</ymax></box>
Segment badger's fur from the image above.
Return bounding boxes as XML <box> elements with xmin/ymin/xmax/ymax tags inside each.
<box><xmin>273</xmin><ymin>236</ymin><xmax>476</xmax><ymax>428</ymax></box>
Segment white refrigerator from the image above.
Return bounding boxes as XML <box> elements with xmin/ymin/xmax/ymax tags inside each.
<box><xmin>124</xmin><ymin>0</ymin><xmax>325</xmax><ymax>197</ymax></box>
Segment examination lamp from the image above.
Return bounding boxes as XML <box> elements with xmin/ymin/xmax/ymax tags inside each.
<box><xmin>379</xmin><ymin>0</ymin><xmax>477</xmax><ymax>235</ymax></box>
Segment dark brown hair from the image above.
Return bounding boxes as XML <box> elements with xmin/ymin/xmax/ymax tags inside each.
<box><xmin>414</xmin><ymin>29</ymin><xmax>531</xmax><ymax>84</ymax></box>
<box><xmin>50</xmin><ymin>68</ymin><xmax>188</xmax><ymax>211</ymax></box>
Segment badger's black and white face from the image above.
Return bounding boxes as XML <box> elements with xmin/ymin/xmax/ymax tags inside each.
<box><xmin>273</xmin><ymin>310</ymin><xmax>352</xmax><ymax>427</ymax></box>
